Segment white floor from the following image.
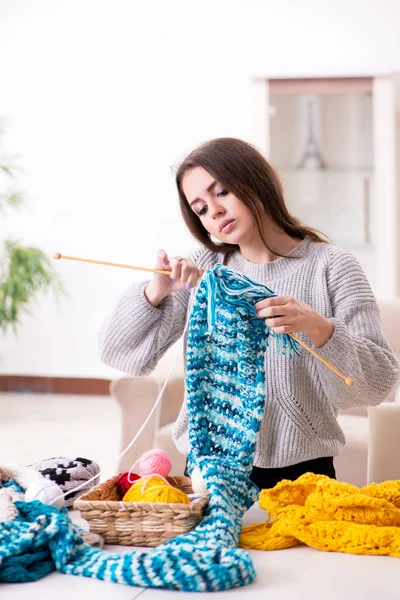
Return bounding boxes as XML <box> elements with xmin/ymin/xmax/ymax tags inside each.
<box><xmin>1</xmin><ymin>392</ymin><xmax>399</xmax><ymax>599</ymax></box>
<box><xmin>3</xmin><ymin>503</ymin><xmax>399</xmax><ymax>600</ymax></box>
<box><xmin>0</xmin><ymin>392</ymin><xmax>122</xmax><ymax>480</ymax></box>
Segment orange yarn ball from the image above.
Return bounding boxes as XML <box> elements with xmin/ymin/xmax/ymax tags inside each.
<box><xmin>122</xmin><ymin>475</ymin><xmax>190</xmax><ymax>504</ymax></box>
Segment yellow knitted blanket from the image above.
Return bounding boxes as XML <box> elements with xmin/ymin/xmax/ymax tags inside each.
<box><xmin>239</xmin><ymin>473</ymin><xmax>400</xmax><ymax>557</ymax></box>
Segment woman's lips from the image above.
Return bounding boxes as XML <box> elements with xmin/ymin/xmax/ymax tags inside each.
<box><xmin>220</xmin><ymin>219</ymin><xmax>236</xmax><ymax>234</ymax></box>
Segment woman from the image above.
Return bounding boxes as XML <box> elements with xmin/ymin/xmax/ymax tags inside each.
<box><xmin>99</xmin><ymin>137</ymin><xmax>399</xmax><ymax>489</ymax></box>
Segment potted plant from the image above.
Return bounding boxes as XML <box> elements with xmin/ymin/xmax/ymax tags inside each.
<box><xmin>0</xmin><ymin>125</ymin><xmax>60</xmax><ymax>334</ymax></box>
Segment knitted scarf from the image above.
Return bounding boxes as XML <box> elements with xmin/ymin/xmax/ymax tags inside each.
<box><xmin>239</xmin><ymin>472</ymin><xmax>400</xmax><ymax>556</ymax></box>
<box><xmin>0</xmin><ymin>265</ymin><xmax>297</xmax><ymax>591</ymax></box>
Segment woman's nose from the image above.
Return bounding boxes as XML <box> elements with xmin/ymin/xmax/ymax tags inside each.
<box><xmin>210</xmin><ymin>201</ymin><xmax>226</xmax><ymax>219</ymax></box>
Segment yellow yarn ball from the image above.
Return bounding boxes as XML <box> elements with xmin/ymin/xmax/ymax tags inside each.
<box><xmin>143</xmin><ymin>484</ymin><xmax>191</xmax><ymax>504</ymax></box>
<box><xmin>122</xmin><ymin>476</ymin><xmax>165</xmax><ymax>501</ymax></box>
<box><xmin>122</xmin><ymin>475</ymin><xmax>190</xmax><ymax>504</ymax></box>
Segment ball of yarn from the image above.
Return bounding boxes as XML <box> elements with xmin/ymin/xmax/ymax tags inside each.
<box><xmin>5</xmin><ymin>462</ymin><xmax>65</xmax><ymax>509</ymax></box>
<box><xmin>122</xmin><ymin>475</ymin><xmax>190</xmax><ymax>504</ymax></box>
<box><xmin>143</xmin><ymin>483</ymin><xmax>190</xmax><ymax>504</ymax></box>
<box><xmin>190</xmin><ymin>466</ymin><xmax>208</xmax><ymax>496</ymax></box>
<box><xmin>122</xmin><ymin>476</ymin><xmax>168</xmax><ymax>502</ymax></box>
<box><xmin>24</xmin><ymin>478</ymin><xmax>65</xmax><ymax>510</ymax></box>
<box><xmin>138</xmin><ymin>449</ymin><xmax>172</xmax><ymax>478</ymax></box>
<box><xmin>28</xmin><ymin>456</ymin><xmax>101</xmax><ymax>507</ymax></box>
<box><xmin>117</xmin><ymin>471</ymin><xmax>140</xmax><ymax>498</ymax></box>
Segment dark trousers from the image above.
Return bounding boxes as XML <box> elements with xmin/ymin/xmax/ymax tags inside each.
<box><xmin>185</xmin><ymin>456</ymin><xmax>336</xmax><ymax>490</ymax></box>
<box><xmin>250</xmin><ymin>456</ymin><xmax>336</xmax><ymax>490</ymax></box>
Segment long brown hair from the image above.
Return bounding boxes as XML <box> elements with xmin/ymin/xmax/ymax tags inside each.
<box><xmin>175</xmin><ymin>137</ymin><xmax>328</xmax><ymax>258</ymax></box>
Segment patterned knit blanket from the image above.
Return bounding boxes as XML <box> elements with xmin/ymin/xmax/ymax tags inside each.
<box><xmin>0</xmin><ymin>265</ymin><xmax>297</xmax><ymax>591</ymax></box>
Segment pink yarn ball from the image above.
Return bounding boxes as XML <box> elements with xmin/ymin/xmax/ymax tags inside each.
<box><xmin>138</xmin><ymin>449</ymin><xmax>172</xmax><ymax>478</ymax></box>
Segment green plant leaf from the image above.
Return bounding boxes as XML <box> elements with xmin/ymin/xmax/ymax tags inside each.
<box><xmin>0</xmin><ymin>241</ymin><xmax>63</xmax><ymax>334</ymax></box>
<box><xmin>0</xmin><ymin>191</ymin><xmax>25</xmax><ymax>212</ymax></box>
<box><xmin>0</xmin><ymin>125</ymin><xmax>62</xmax><ymax>335</ymax></box>
<box><xmin>0</xmin><ymin>164</ymin><xmax>16</xmax><ymax>178</ymax></box>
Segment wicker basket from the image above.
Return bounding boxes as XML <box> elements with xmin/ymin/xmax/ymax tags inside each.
<box><xmin>73</xmin><ymin>474</ymin><xmax>209</xmax><ymax>547</ymax></box>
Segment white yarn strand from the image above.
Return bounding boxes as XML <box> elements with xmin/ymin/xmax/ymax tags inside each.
<box><xmin>52</xmin><ymin>307</ymin><xmax>193</xmax><ymax>507</ymax></box>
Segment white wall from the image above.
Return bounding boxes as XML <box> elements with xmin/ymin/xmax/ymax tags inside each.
<box><xmin>1</xmin><ymin>0</ymin><xmax>400</xmax><ymax>378</ymax></box>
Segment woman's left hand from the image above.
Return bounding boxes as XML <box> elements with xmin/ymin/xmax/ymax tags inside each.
<box><xmin>254</xmin><ymin>296</ymin><xmax>334</xmax><ymax>348</ymax></box>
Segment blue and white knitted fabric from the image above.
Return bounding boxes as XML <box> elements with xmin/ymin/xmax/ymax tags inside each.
<box><xmin>0</xmin><ymin>265</ymin><xmax>298</xmax><ymax>591</ymax></box>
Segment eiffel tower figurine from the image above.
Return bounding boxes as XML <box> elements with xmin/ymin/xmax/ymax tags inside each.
<box><xmin>297</xmin><ymin>96</ymin><xmax>327</xmax><ymax>169</ymax></box>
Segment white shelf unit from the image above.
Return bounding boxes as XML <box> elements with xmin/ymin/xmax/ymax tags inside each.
<box><xmin>251</xmin><ymin>75</ymin><xmax>400</xmax><ymax>297</ymax></box>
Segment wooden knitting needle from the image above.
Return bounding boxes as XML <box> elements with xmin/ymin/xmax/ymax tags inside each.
<box><xmin>52</xmin><ymin>252</ymin><xmax>179</xmax><ymax>278</ymax></box>
<box><xmin>53</xmin><ymin>251</ymin><xmax>354</xmax><ymax>386</ymax></box>
<box><xmin>289</xmin><ymin>334</ymin><xmax>353</xmax><ymax>386</ymax></box>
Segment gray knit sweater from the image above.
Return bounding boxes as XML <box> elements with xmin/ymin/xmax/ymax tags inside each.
<box><xmin>99</xmin><ymin>237</ymin><xmax>400</xmax><ymax>468</ymax></box>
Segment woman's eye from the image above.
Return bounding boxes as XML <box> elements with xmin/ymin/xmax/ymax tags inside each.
<box><xmin>197</xmin><ymin>206</ymin><xmax>207</xmax><ymax>216</ymax></box>
<box><xmin>217</xmin><ymin>189</ymin><xmax>228</xmax><ymax>197</ymax></box>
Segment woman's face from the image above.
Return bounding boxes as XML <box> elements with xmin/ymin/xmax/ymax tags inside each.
<box><xmin>182</xmin><ymin>166</ymin><xmax>257</xmax><ymax>245</ymax></box>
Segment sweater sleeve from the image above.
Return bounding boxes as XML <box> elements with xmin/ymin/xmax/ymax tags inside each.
<box><xmin>98</xmin><ymin>246</ymin><xmax>215</xmax><ymax>376</ymax></box>
<box><xmin>315</xmin><ymin>246</ymin><xmax>400</xmax><ymax>410</ymax></box>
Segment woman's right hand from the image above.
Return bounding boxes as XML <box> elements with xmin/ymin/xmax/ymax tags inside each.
<box><xmin>144</xmin><ymin>249</ymin><xmax>203</xmax><ymax>307</ymax></box>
